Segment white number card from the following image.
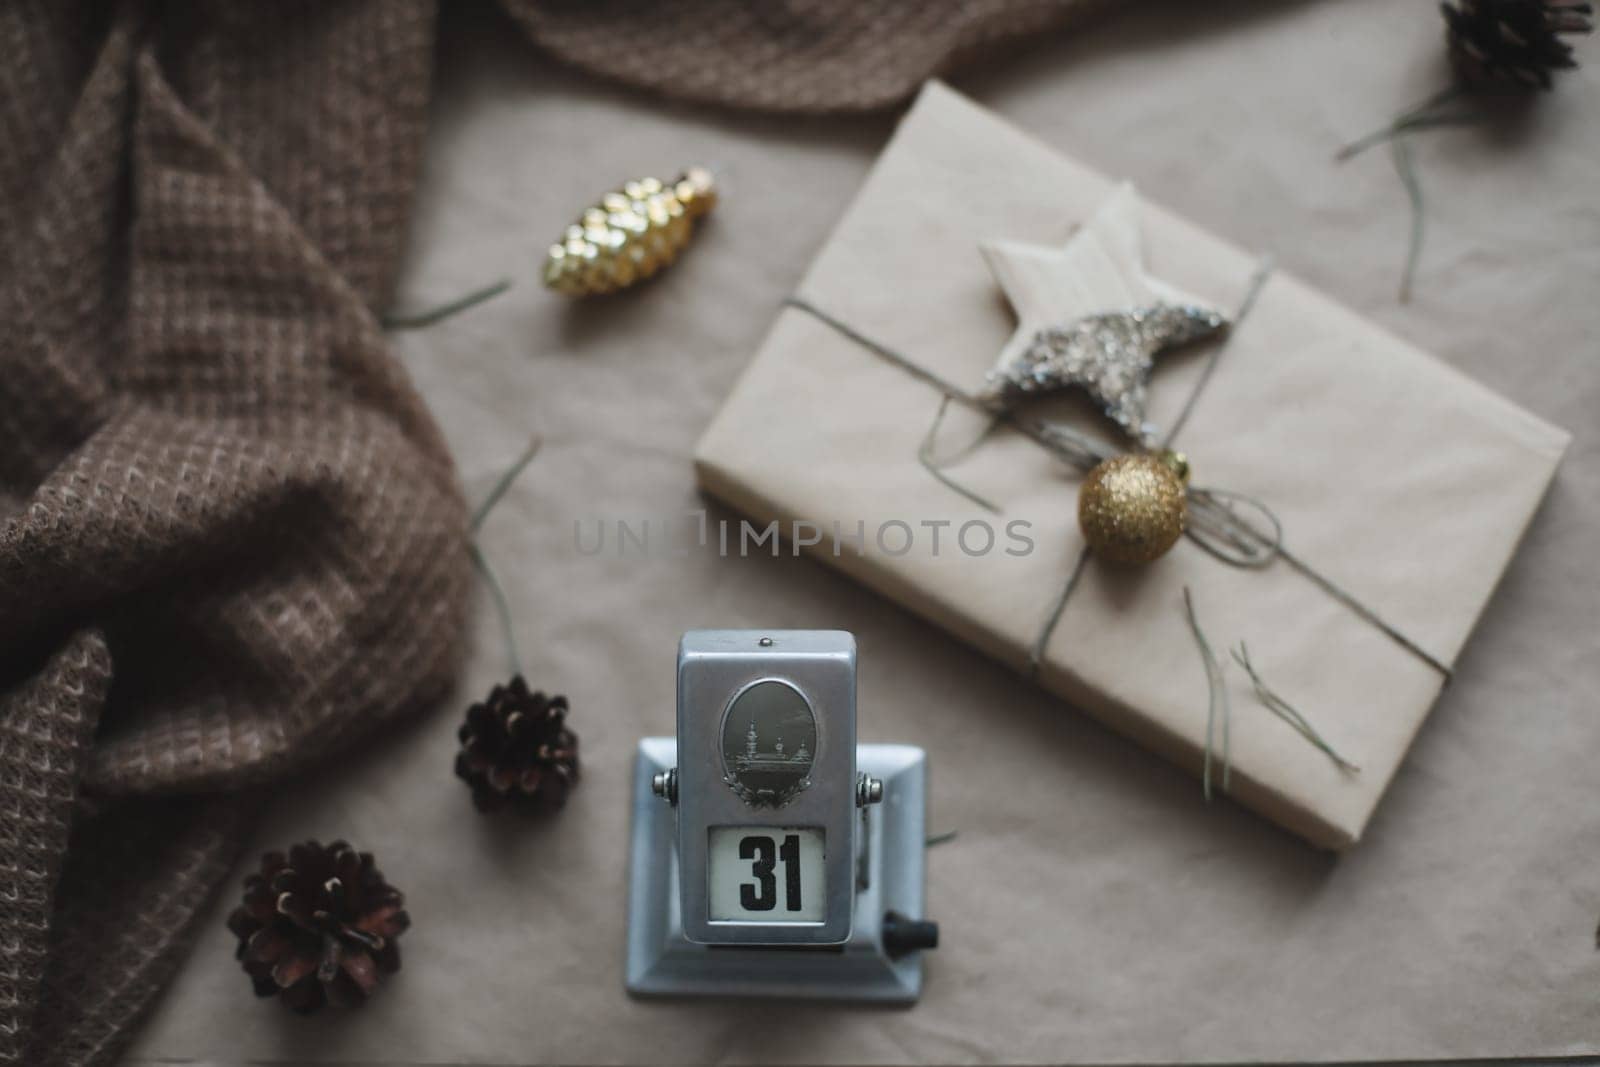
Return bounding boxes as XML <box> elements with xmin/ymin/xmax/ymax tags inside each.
<box><xmin>707</xmin><ymin>827</ymin><xmax>825</xmax><ymax>922</ymax></box>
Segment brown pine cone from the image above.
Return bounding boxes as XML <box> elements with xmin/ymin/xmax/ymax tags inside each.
<box><xmin>1442</xmin><ymin>0</ymin><xmax>1593</xmax><ymax>88</ymax></box>
<box><xmin>455</xmin><ymin>675</ymin><xmax>579</xmax><ymax>812</ymax></box>
<box><xmin>226</xmin><ymin>840</ymin><xmax>409</xmax><ymax>1014</ymax></box>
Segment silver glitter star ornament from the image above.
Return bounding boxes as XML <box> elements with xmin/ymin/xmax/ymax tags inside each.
<box><xmin>978</xmin><ymin>184</ymin><xmax>1229</xmax><ymax>445</ymax></box>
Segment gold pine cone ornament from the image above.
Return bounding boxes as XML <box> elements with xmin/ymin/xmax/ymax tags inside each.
<box><xmin>1077</xmin><ymin>451</ymin><xmax>1189</xmax><ymax>564</ymax></box>
<box><xmin>543</xmin><ymin>168</ymin><xmax>717</xmax><ymax>296</ymax></box>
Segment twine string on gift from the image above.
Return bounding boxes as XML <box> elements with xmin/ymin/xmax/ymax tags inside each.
<box><xmin>1181</xmin><ymin>586</ymin><xmax>1232</xmax><ymax>800</ymax></box>
<box><xmin>1232</xmin><ymin>642</ymin><xmax>1360</xmax><ymax>774</ymax></box>
<box><xmin>919</xmin><ymin>396</ymin><xmax>1002</xmax><ymax>513</ymax></box>
<box><xmin>784</xmin><ymin>291</ymin><xmax>1116</xmax><ymax>473</ymax></box>
<box><xmin>784</xmin><ymin>264</ymin><xmax>1450</xmax><ymax>679</ymax></box>
<box><xmin>1029</xmin><ymin>545</ymin><xmax>1090</xmax><ymax>670</ymax></box>
<box><xmin>1159</xmin><ymin>255</ymin><xmax>1274</xmax><ymax>450</ymax></box>
<box><xmin>1182</xmin><ymin>585</ymin><xmax>1362</xmax><ymax>798</ymax></box>
<box><xmin>1274</xmin><ymin>542</ymin><xmax>1449</xmax><ymax>677</ymax></box>
<box><xmin>1020</xmin><ymin>260</ymin><xmax>1282</xmax><ymax>660</ymax></box>
<box><xmin>784</xmin><ymin>251</ymin><xmax>1452</xmax><ymax>786</ymax></box>
<box><xmin>793</xmin><ymin>261</ymin><xmax>1283</xmax><ymax>569</ymax></box>
<box><xmin>1184</xmin><ymin>488</ymin><xmax>1281</xmax><ymax>569</ymax></box>
<box><xmin>1023</xmin><ymin>419</ymin><xmax>1116</xmax><ymax>473</ymax></box>
<box><xmin>1160</xmin><ymin>309</ymin><xmax>1446</xmax><ymax>666</ymax></box>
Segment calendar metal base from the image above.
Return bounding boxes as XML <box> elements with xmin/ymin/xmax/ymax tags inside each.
<box><xmin>624</xmin><ymin>738</ymin><xmax>930</xmax><ymax>1003</ymax></box>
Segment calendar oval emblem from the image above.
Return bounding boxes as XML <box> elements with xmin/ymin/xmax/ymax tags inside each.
<box><xmin>720</xmin><ymin>679</ymin><xmax>817</xmax><ymax>808</ymax></box>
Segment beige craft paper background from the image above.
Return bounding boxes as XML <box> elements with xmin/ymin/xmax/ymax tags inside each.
<box><xmin>695</xmin><ymin>83</ymin><xmax>1567</xmax><ymax>848</ymax></box>
<box><xmin>127</xmin><ymin>3</ymin><xmax>1599</xmax><ymax>1064</ymax></box>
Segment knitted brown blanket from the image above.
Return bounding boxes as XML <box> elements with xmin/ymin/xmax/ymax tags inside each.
<box><xmin>0</xmin><ymin>2</ymin><xmax>1103</xmax><ymax>1064</ymax></box>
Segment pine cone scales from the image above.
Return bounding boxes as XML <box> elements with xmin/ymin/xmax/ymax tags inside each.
<box><xmin>456</xmin><ymin>676</ymin><xmax>580</xmax><ymax>811</ymax></box>
<box><xmin>1442</xmin><ymin>0</ymin><xmax>1594</xmax><ymax>88</ymax></box>
<box><xmin>226</xmin><ymin>841</ymin><xmax>409</xmax><ymax>1013</ymax></box>
<box><xmin>542</xmin><ymin>167</ymin><xmax>716</xmax><ymax>296</ymax></box>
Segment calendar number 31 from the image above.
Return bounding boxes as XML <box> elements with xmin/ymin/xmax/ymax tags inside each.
<box><xmin>738</xmin><ymin>834</ymin><xmax>802</xmax><ymax>912</ymax></box>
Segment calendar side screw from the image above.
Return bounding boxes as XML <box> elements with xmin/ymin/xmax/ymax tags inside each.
<box><xmin>856</xmin><ymin>774</ymin><xmax>882</xmax><ymax>806</ymax></box>
<box><xmin>652</xmin><ymin>767</ymin><xmax>678</xmax><ymax>805</ymax></box>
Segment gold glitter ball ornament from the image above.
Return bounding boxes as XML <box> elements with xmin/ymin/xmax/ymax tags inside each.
<box><xmin>543</xmin><ymin>167</ymin><xmax>716</xmax><ymax>296</ymax></box>
<box><xmin>1077</xmin><ymin>452</ymin><xmax>1188</xmax><ymax>564</ymax></box>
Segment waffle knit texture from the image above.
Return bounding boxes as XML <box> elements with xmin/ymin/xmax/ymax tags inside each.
<box><xmin>0</xmin><ymin>1</ymin><xmax>1106</xmax><ymax>1063</ymax></box>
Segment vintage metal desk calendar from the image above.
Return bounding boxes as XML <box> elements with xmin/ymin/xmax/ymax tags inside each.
<box><xmin>625</xmin><ymin>630</ymin><xmax>938</xmax><ymax>1002</ymax></box>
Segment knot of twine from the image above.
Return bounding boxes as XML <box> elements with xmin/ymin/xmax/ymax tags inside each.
<box><xmin>786</xmin><ymin>255</ymin><xmax>1450</xmax><ymax>791</ymax></box>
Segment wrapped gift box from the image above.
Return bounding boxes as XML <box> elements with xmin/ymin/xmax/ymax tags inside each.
<box><xmin>694</xmin><ymin>82</ymin><xmax>1567</xmax><ymax>849</ymax></box>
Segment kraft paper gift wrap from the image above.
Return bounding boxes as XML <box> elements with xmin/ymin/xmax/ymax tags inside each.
<box><xmin>693</xmin><ymin>82</ymin><xmax>1568</xmax><ymax>850</ymax></box>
